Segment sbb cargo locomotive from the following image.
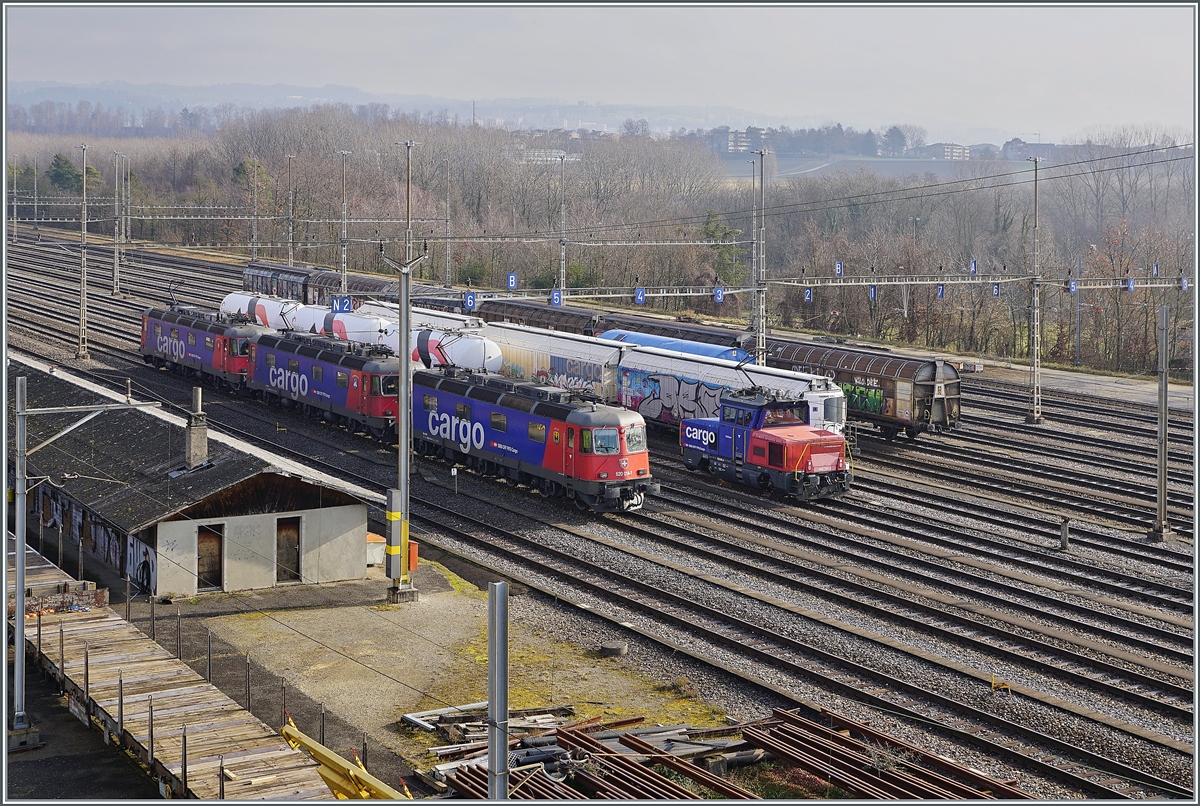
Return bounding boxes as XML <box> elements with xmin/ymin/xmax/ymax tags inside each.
<box><xmin>139</xmin><ymin>305</ymin><xmax>656</xmax><ymax>513</ymax></box>
<box><xmin>413</xmin><ymin>368</ymin><xmax>658</xmax><ymax>512</ymax></box>
<box><xmin>681</xmin><ymin>387</ymin><xmax>851</xmax><ymax>500</ymax></box>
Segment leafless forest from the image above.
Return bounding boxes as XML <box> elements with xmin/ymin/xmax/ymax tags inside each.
<box><xmin>6</xmin><ymin>105</ymin><xmax>1194</xmax><ymax>376</ymax></box>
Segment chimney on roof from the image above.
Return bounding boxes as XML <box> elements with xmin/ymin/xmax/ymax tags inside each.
<box><xmin>185</xmin><ymin>387</ymin><xmax>208</xmax><ymax>469</ymax></box>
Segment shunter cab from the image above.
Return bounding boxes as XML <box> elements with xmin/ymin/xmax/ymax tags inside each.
<box><xmin>680</xmin><ymin>387</ymin><xmax>852</xmax><ymax>500</ymax></box>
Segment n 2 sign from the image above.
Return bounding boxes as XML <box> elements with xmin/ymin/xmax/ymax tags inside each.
<box><xmin>713</xmin><ymin>286</ymin><xmax>725</xmax><ymax>303</ymax></box>
<box><xmin>463</xmin><ymin>291</ymin><xmax>477</xmax><ymax>310</ymax></box>
<box><xmin>634</xmin><ymin>287</ymin><xmax>646</xmax><ymax>305</ymax></box>
<box><xmin>550</xmin><ymin>289</ymin><xmax>563</xmax><ymax>307</ymax></box>
<box><xmin>332</xmin><ymin>295</ymin><xmax>353</xmax><ymax>313</ymax></box>
<box><xmin>507</xmin><ymin>273</ymin><xmax>518</xmax><ymax>290</ymax></box>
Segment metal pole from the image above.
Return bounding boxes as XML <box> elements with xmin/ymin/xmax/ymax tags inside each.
<box><xmin>320</xmin><ymin>704</ymin><xmax>325</xmax><ymax>745</ymax></box>
<box><xmin>148</xmin><ymin>695</ymin><xmax>154</xmax><ymax>767</ymax></box>
<box><xmin>444</xmin><ymin>158</ymin><xmax>452</xmax><ymax>288</ymax></box>
<box><xmin>150</xmin><ymin>592</ymin><xmax>156</xmax><ymax>640</ymax></box>
<box><xmin>1080</xmin><ymin>255</ymin><xmax>1089</xmax><ymax>364</ymax></box>
<box><xmin>84</xmin><ymin>641</ymin><xmax>90</xmax><ymax>704</ymax></box>
<box><xmin>113</xmin><ymin>152</ymin><xmax>121</xmax><ymax>293</ymax></box>
<box><xmin>251</xmin><ymin>157</ymin><xmax>259</xmax><ymax>261</ymax></box>
<box><xmin>558</xmin><ymin>155</ymin><xmax>566</xmax><ymax>290</ymax></box>
<box><xmin>748</xmin><ymin>159</ymin><xmax>756</xmax><ymax>288</ymax></box>
<box><xmin>181</xmin><ymin>725</ymin><xmax>188</xmax><ymax>795</ymax></box>
<box><xmin>754</xmin><ymin>150</ymin><xmax>768</xmax><ymax>364</ymax></box>
<box><xmin>280</xmin><ymin>676</ymin><xmax>286</xmax><ymax>730</ymax></box>
<box><xmin>37</xmin><ymin>610</ymin><xmax>42</xmax><ymax>658</ymax></box>
<box><xmin>78</xmin><ymin>529</ymin><xmax>83</xmax><ymax>580</ymax></box>
<box><xmin>1026</xmin><ymin>157</ymin><xmax>1043</xmax><ymax>424</ymax></box>
<box><xmin>118</xmin><ymin>671</ymin><xmax>124</xmax><ymax>741</ymax></box>
<box><xmin>487</xmin><ymin>581</ymin><xmax>509</xmax><ymax>800</ymax></box>
<box><xmin>362</xmin><ymin>732</ymin><xmax>368</xmax><ymax>771</ymax></box>
<box><xmin>207</xmin><ymin>628</ymin><xmax>212</xmax><ymax>681</ymax></box>
<box><xmin>338</xmin><ymin>150</ymin><xmax>351</xmax><ymax>292</ymax></box>
<box><xmin>246</xmin><ymin>654</ymin><xmax>252</xmax><ymax>712</ymax></box>
<box><xmin>1149</xmin><ymin>305</ymin><xmax>1173</xmax><ymax>542</ymax></box>
<box><xmin>219</xmin><ymin>755</ymin><xmax>225</xmax><ymax>799</ymax></box>
<box><xmin>33</xmin><ymin>154</ymin><xmax>39</xmax><ymax>234</ymax></box>
<box><xmin>386</xmin><ymin>141</ymin><xmax>418</xmax><ymax>598</ymax></box>
<box><xmin>13</xmin><ymin>377</ymin><xmax>31</xmax><ymax>729</ymax></box>
<box><xmin>58</xmin><ymin>522</ymin><xmax>63</xmax><ymax>569</ymax></box>
<box><xmin>287</xmin><ymin>155</ymin><xmax>295</xmax><ymax>267</ymax></box>
<box><xmin>76</xmin><ymin>143</ymin><xmax>89</xmax><ymax>359</ymax></box>
<box><xmin>58</xmin><ymin>623</ymin><xmax>64</xmax><ymax>692</ymax></box>
<box><xmin>125</xmin><ymin>575</ymin><xmax>131</xmax><ymax>620</ymax></box>
<box><xmin>176</xmin><ymin>609</ymin><xmax>182</xmax><ymax>658</ymax></box>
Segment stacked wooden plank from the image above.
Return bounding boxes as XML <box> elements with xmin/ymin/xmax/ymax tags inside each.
<box><xmin>9</xmin><ymin>541</ymin><xmax>335</xmax><ymax>800</ymax></box>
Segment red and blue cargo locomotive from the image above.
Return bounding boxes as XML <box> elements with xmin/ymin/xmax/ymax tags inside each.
<box><xmin>681</xmin><ymin>386</ymin><xmax>852</xmax><ymax>500</ymax></box>
<box><xmin>139</xmin><ymin>305</ymin><xmax>273</xmax><ymax>392</ymax></box>
<box><xmin>412</xmin><ymin>367</ymin><xmax>658</xmax><ymax>512</ymax></box>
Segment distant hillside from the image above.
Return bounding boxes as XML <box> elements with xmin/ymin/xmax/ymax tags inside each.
<box><xmin>6</xmin><ymin>80</ymin><xmax>798</xmax><ymax>134</ymax></box>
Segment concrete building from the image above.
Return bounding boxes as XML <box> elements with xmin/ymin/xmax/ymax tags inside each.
<box><xmin>8</xmin><ymin>365</ymin><xmax>368</xmax><ymax>599</ymax></box>
<box><xmin>915</xmin><ymin>143</ymin><xmax>971</xmax><ymax>160</ymax></box>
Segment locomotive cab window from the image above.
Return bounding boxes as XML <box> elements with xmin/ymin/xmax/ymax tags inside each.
<box><xmin>232</xmin><ymin>338</ymin><xmax>249</xmax><ymax>356</ymax></box>
<box><xmin>205</xmin><ymin>335</ymin><xmax>214</xmax><ymax>350</ymax></box>
<box><xmin>624</xmin><ymin>425</ymin><xmax>647</xmax><ymax>453</ymax></box>
<box><xmin>265</xmin><ymin>353</ymin><xmax>276</xmax><ymax>368</ymax></box>
<box><xmin>580</xmin><ymin>429</ymin><xmax>592</xmax><ymax>453</ymax></box>
<box><xmin>593</xmin><ymin>428</ymin><xmax>619</xmax><ymax>455</ymax></box>
<box><xmin>380</xmin><ymin>376</ymin><xmax>398</xmax><ymax>396</ymax></box>
<box><xmin>491</xmin><ymin>412</ymin><xmax>507</xmax><ymax>432</ymax></box>
<box><xmin>764</xmin><ymin>407</ymin><xmax>807</xmax><ymax>426</ymax></box>
<box><xmin>371</xmin><ymin>376</ymin><xmax>380</xmax><ymax>396</ymax></box>
<box><xmin>154</xmin><ymin>323</ymin><xmax>162</xmax><ymax>337</ymax></box>
<box><xmin>423</xmin><ymin>394</ymin><xmax>437</xmax><ymax>412</ymax></box>
<box><xmin>528</xmin><ymin>422</ymin><xmax>546</xmax><ymax>443</ymax></box>
<box><xmin>336</xmin><ymin>371</ymin><xmax>348</xmax><ymax>389</ymax></box>
<box><xmin>567</xmin><ymin>428</ymin><xmax>574</xmax><ymax>448</ymax></box>
<box><xmin>723</xmin><ymin>408</ymin><xmax>737</xmax><ymax>423</ymax></box>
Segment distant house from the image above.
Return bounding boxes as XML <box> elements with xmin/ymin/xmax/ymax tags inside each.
<box><xmin>914</xmin><ymin>143</ymin><xmax>971</xmax><ymax>160</ymax></box>
<box><xmin>1002</xmin><ymin>138</ymin><xmax>1058</xmax><ymax>161</ymax></box>
<box><xmin>8</xmin><ymin>364</ymin><xmax>368</xmax><ymax>599</ymax></box>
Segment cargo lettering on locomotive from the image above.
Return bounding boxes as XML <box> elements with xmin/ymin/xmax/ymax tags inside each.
<box><xmin>268</xmin><ymin>367</ymin><xmax>310</xmax><ymax>396</ymax></box>
<box><xmin>428</xmin><ymin>412</ymin><xmax>485</xmax><ymax>452</ymax></box>
<box><xmin>156</xmin><ymin>335</ymin><xmax>189</xmax><ymax>361</ymax></box>
<box><xmin>683</xmin><ymin>424</ymin><xmax>717</xmax><ymax>446</ymax></box>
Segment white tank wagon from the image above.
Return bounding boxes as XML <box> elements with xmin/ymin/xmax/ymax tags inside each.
<box><xmin>220</xmin><ymin>294</ymin><xmax>502</xmax><ymax>372</ymax></box>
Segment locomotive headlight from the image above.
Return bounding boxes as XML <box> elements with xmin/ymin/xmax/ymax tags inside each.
<box><xmin>638</xmin><ymin>469</ymin><xmax>647</xmax><ymax>476</ymax></box>
<box><xmin>599</xmin><ymin>472</ymin><xmax>609</xmax><ymax>479</ymax></box>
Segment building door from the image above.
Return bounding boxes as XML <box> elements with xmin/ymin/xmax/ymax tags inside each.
<box><xmin>197</xmin><ymin>525</ymin><xmax>223</xmax><ymax>590</ymax></box>
<box><xmin>276</xmin><ymin>517</ymin><xmax>301</xmax><ymax>582</ymax></box>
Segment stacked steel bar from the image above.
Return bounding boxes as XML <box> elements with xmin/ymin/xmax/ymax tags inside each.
<box><xmin>743</xmin><ymin>708</ymin><xmax>1033</xmax><ymax>799</ymax></box>
<box><xmin>445</xmin><ymin>764</ymin><xmax>586</xmax><ymax>799</ymax></box>
<box><xmin>556</xmin><ymin>728</ymin><xmax>701</xmax><ymax>799</ymax></box>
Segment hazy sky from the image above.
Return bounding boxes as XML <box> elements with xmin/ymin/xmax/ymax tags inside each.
<box><xmin>5</xmin><ymin>4</ymin><xmax>1196</xmax><ymax>143</ymax></box>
